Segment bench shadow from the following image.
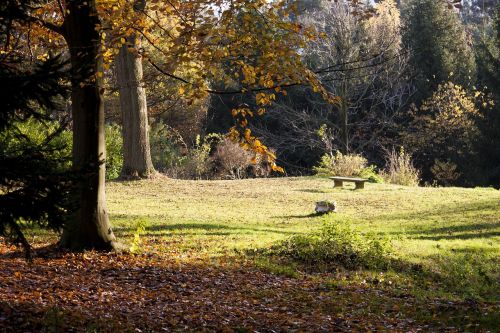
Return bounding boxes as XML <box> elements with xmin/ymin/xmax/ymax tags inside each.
<box><xmin>274</xmin><ymin>213</ymin><xmax>323</xmax><ymax>219</ymax></box>
<box><xmin>294</xmin><ymin>189</ymin><xmax>331</xmax><ymax>193</ymax></box>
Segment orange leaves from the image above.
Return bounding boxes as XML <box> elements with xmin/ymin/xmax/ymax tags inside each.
<box><xmin>256</xmin><ymin>93</ymin><xmax>276</xmax><ymax>106</ymax></box>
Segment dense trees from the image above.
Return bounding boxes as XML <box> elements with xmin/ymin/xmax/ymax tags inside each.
<box><xmin>3</xmin><ymin>0</ymin><xmax>500</xmax><ymax>254</ymax></box>
<box><xmin>403</xmin><ymin>0</ymin><xmax>476</xmax><ymax>103</ymax></box>
<box><xmin>249</xmin><ymin>0</ymin><xmax>412</xmax><ymax>170</ymax></box>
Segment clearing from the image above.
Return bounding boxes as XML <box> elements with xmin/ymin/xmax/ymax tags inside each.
<box><xmin>1</xmin><ymin>177</ymin><xmax>499</xmax><ymax>331</ymax></box>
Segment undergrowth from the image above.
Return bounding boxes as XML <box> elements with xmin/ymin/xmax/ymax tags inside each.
<box><xmin>264</xmin><ymin>218</ymin><xmax>392</xmax><ymax>271</ymax></box>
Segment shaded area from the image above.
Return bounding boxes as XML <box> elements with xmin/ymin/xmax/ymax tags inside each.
<box><xmin>274</xmin><ymin>213</ymin><xmax>322</xmax><ymax>219</ymax></box>
<box><xmin>0</xmin><ymin>249</ymin><xmax>497</xmax><ymax>332</ymax></box>
<box><xmin>113</xmin><ymin>223</ymin><xmax>301</xmax><ymax>237</ymax></box>
<box><xmin>415</xmin><ymin>231</ymin><xmax>500</xmax><ymax>241</ymax></box>
<box><xmin>294</xmin><ymin>188</ymin><xmax>332</xmax><ymax>193</ymax></box>
<box><xmin>381</xmin><ymin>199</ymin><xmax>500</xmax><ymax>225</ymax></box>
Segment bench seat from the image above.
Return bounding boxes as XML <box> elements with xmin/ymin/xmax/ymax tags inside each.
<box><xmin>329</xmin><ymin>176</ymin><xmax>368</xmax><ymax>189</ymax></box>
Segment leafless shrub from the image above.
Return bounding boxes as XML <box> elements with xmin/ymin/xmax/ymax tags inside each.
<box><xmin>213</xmin><ymin>138</ymin><xmax>253</xmax><ymax>179</ymax></box>
<box><xmin>381</xmin><ymin>147</ymin><xmax>420</xmax><ymax>186</ymax></box>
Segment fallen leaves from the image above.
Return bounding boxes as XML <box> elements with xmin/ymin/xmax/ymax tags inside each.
<box><xmin>0</xmin><ymin>243</ymin><xmax>497</xmax><ymax>332</ymax></box>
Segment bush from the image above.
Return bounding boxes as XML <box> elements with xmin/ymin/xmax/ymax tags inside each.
<box><xmin>149</xmin><ymin>123</ymin><xmax>223</xmax><ymax>179</ymax></box>
<box><xmin>105</xmin><ymin>124</ymin><xmax>123</xmax><ymax>180</ymax></box>
<box><xmin>313</xmin><ymin>151</ymin><xmax>367</xmax><ymax>176</ymax></box>
<box><xmin>381</xmin><ymin>147</ymin><xmax>420</xmax><ymax>186</ymax></box>
<box><xmin>181</xmin><ymin>134</ymin><xmax>220</xmax><ymax>179</ymax></box>
<box><xmin>359</xmin><ymin>165</ymin><xmax>384</xmax><ymax>183</ymax></box>
<box><xmin>212</xmin><ymin>138</ymin><xmax>253</xmax><ymax>179</ymax></box>
<box><xmin>267</xmin><ymin>219</ymin><xmax>392</xmax><ymax>271</ymax></box>
<box><xmin>430</xmin><ymin>159</ymin><xmax>460</xmax><ymax>186</ymax></box>
<box><xmin>314</xmin><ymin>151</ymin><xmax>383</xmax><ymax>182</ymax></box>
<box><xmin>149</xmin><ymin>121</ymin><xmax>186</xmax><ymax>174</ymax></box>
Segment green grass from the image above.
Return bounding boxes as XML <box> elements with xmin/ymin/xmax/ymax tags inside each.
<box><xmin>104</xmin><ymin>177</ymin><xmax>500</xmax><ymax>301</ymax></box>
<box><xmin>24</xmin><ymin>176</ymin><xmax>499</xmax><ymax>302</ymax></box>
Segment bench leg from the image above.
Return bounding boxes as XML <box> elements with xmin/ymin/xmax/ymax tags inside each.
<box><xmin>333</xmin><ymin>180</ymin><xmax>343</xmax><ymax>188</ymax></box>
<box><xmin>355</xmin><ymin>182</ymin><xmax>365</xmax><ymax>190</ymax></box>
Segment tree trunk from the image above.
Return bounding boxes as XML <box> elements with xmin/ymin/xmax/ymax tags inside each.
<box><xmin>116</xmin><ymin>35</ymin><xmax>155</xmax><ymax>178</ymax></box>
<box><xmin>339</xmin><ymin>83</ymin><xmax>349</xmax><ymax>154</ymax></box>
<box><xmin>60</xmin><ymin>0</ymin><xmax>116</xmax><ymax>251</ymax></box>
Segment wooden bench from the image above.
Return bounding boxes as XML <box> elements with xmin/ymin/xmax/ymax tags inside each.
<box><xmin>329</xmin><ymin>176</ymin><xmax>368</xmax><ymax>190</ymax></box>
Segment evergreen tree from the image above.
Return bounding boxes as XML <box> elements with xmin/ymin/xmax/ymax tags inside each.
<box><xmin>476</xmin><ymin>5</ymin><xmax>500</xmax><ymax>186</ymax></box>
<box><xmin>403</xmin><ymin>0</ymin><xmax>476</xmax><ymax>102</ymax></box>
<box><xmin>0</xmin><ymin>53</ymin><xmax>75</xmax><ymax>258</ymax></box>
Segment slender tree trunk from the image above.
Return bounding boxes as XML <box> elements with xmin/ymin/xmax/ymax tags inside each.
<box><xmin>339</xmin><ymin>83</ymin><xmax>349</xmax><ymax>154</ymax></box>
<box><xmin>60</xmin><ymin>0</ymin><xmax>116</xmax><ymax>251</ymax></box>
<box><xmin>116</xmin><ymin>35</ymin><xmax>155</xmax><ymax>178</ymax></box>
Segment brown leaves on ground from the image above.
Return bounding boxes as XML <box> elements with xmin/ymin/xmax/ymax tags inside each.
<box><xmin>0</xmin><ymin>243</ymin><xmax>496</xmax><ymax>332</ymax></box>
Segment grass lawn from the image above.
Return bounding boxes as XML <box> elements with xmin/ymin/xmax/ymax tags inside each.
<box><xmin>3</xmin><ymin>176</ymin><xmax>499</xmax><ymax>331</ymax></box>
<box><xmin>106</xmin><ymin>177</ymin><xmax>499</xmax><ymax>300</ymax></box>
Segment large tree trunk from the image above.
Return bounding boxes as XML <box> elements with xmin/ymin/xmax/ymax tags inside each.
<box><xmin>60</xmin><ymin>0</ymin><xmax>116</xmax><ymax>251</ymax></box>
<box><xmin>116</xmin><ymin>35</ymin><xmax>155</xmax><ymax>179</ymax></box>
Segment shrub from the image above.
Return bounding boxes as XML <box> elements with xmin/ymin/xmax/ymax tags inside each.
<box><xmin>212</xmin><ymin>138</ymin><xmax>253</xmax><ymax>179</ymax></box>
<box><xmin>314</xmin><ymin>151</ymin><xmax>383</xmax><ymax>182</ymax></box>
<box><xmin>149</xmin><ymin>121</ymin><xmax>187</xmax><ymax>174</ymax></box>
<box><xmin>313</xmin><ymin>151</ymin><xmax>368</xmax><ymax>177</ymax></box>
<box><xmin>381</xmin><ymin>147</ymin><xmax>420</xmax><ymax>186</ymax></box>
<box><xmin>359</xmin><ymin>165</ymin><xmax>384</xmax><ymax>183</ymax></box>
<box><xmin>150</xmin><ymin>123</ymin><xmax>223</xmax><ymax>179</ymax></box>
<box><xmin>181</xmin><ymin>134</ymin><xmax>219</xmax><ymax>179</ymax></box>
<box><xmin>105</xmin><ymin>124</ymin><xmax>123</xmax><ymax>180</ymax></box>
<box><xmin>267</xmin><ymin>219</ymin><xmax>392</xmax><ymax>271</ymax></box>
<box><xmin>430</xmin><ymin>159</ymin><xmax>460</xmax><ymax>186</ymax></box>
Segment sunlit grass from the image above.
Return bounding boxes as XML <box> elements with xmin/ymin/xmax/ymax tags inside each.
<box><xmin>22</xmin><ymin>176</ymin><xmax>499</xmax><ymax>300</ymax></box>
<box><xmin>105</xmin><ymin>177</ymin><xmax>499</xmax><ymax>300</ymax></box>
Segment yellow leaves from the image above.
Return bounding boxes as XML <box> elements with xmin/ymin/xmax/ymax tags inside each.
<box><xmin>244</xmin><ymin>128</ymin><xmax>252</xmax><ymax>141</ymax></box>
<box><xmin>271</xmin><ymin>164</ymin><xmax>284</xmax><ymax>173</ymax></box>
<box><xmin>256</xmin><ymin>93</ymin><xmax>276</xmax><ymax>106</ymax></box>
<box><xmin>242</xmin><ymin>65</ymin><xmax>257</xmax><ymax>85</ymax></box>
<box><xmin>36</xmin><ymin>53</ymin><xmax>49</xmax><ymax>61</ymax></box>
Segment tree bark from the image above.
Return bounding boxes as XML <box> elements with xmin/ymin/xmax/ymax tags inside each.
<box><xmin>60</xmin><ymin>0</ymin><xmax>116</xmax><ymax>251</ymax></box>
<box><xmin>116</xmin><ymin>35</ymin><xmax>155</xmax><ymax>178</ymax></box>
<box><xmin>339</xmin><ymin>82</ymin><xmax>349</xmax><ymax>154</ymax></box>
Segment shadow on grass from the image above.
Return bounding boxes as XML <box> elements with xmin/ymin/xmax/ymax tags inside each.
<box><xmin>382</xmin><ymin>199</ymin><xmax>499</xmax><ymax>224</ymax></box>
<box><xmin>415</xmin><ymin>230</ymin><xmax>500</xmax><ymax>241</ymax></box>
<box><xmin>113</xmin><ymin>223</ymin><xmax>299</xmax><ymax>237</ymax></box>
<box><xmin>377</xmin><ymin>199</ymin><xmax>500</xmax><ymax>239</ymax></box>
<box><xmin>294</xmin><ymin>188</ymin><xmax>331</xmax><ymax>194</ymax></box>
<box><xmin>273</xmin><ymin>213</ymin><xmax>322</xmax><ymax>219</ymax></box>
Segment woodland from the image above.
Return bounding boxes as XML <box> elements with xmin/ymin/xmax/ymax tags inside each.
<box><xmin>0</xmin><ymin>0</ymin><xmax>499</xmax><ymax>331</ymax></box>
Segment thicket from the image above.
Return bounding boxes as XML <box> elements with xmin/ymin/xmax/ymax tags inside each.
<box><xmin>266</xmin><ymin>219</ymin><xmax>392</xmax><ymax>271</ymax></box>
